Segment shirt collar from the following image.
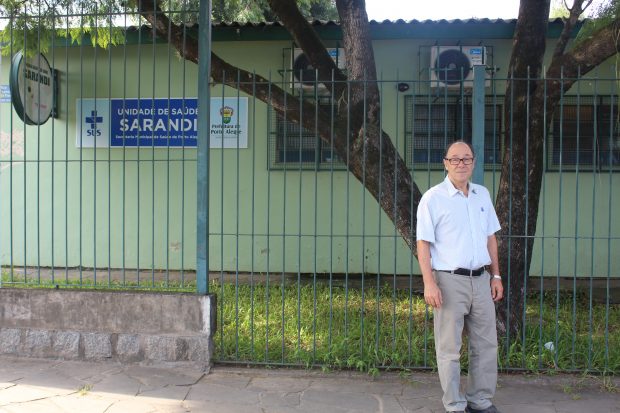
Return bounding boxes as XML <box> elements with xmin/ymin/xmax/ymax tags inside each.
<box><xmin>442</xmin><ymin>175</ymin><xmax>471</xmax><ymax>197</ymax></box>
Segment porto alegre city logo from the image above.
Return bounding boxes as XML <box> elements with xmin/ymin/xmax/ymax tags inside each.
<box><xmin>220</xmin><ymin>106</ymin><xmax>234</xmax><ymax>124</ymax></box>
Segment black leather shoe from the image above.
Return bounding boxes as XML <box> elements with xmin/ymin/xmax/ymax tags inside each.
<box><xmin>466</xmin><ymin>405</ymin><xmax>501</xmax><ymax>413</ymax></box>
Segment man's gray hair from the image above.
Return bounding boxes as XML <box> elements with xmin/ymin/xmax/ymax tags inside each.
<box><xmin>444</xmin><ymin>140</ymin><xmax>475</xmax><ymax>158</ymax></box>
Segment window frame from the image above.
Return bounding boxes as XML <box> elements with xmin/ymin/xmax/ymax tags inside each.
<box><xmin>404</xmin><ymin>94</ymin><xmax>503</xmax><ymax>170</ymax></box>
<box><xmin>547</xmin><ymin>95</ymin><xmax>620</xmax><ymax>172</ymax></box>
<box><xmin>268</xmin><ymin>96</ymin><xmax>345</xmax><ymax>171</ymax></box>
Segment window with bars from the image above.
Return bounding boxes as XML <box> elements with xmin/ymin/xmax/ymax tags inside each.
<box><xmin>548</xmin><ymin>96</ymin><xmax>620</xmax><ymax>171</ymax></box>
<box><xmin>268</xmin><ymin>98</ymin><xmax>343</xmax><ymax>170</ymax></box>
<box><xmin>404</xmin><ymin>95</ymin><xmax>502</xmax><ymax>169</ymax></box>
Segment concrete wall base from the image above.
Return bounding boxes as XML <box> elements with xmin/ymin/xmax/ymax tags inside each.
<box><xmin>0</xmin><ymin>289</ymin><xmax>216</xmax><ymax>368</ymax></box>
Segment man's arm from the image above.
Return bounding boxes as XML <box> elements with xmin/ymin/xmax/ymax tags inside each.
<box><xmin>487</xmin><ymin>234</ymin><xmax>503</xmax><ymax>302</ymax></box>
<box><xmin>417</xmin><ymin>240</ymin><xmax>442</xmax><ymax>308</ymax></box>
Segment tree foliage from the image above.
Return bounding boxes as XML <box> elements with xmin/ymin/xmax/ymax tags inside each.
<box><xmin>0</xmin><ymin>0</ymin><xmax>337</xmax><ymax>55</ymax></box>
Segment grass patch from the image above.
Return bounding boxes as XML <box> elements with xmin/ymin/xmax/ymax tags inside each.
<box><xmin>77</xmin><ymin>383</ymin><xmax>93</xmax><ymax>396</ymax></box>
<box><xmin>213</xmin><ymin>281</ymin><xmax>620</xmax><ymax>373</ymax></box>
<box><xmin>0</xmin><ymin>270</ymin><xmax>196</xmax><ymax>292</ymax></box>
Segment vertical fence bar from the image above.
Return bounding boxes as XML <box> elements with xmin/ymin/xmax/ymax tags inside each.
<box><xmin>360</xmin><ymin>74</ymin><xmax>367</xmax><ymax>362</ymax></box>
<box><xmin>572</xmin><ymin>72</ymin><xmax>582</xmax><ymax>370</ymax></box>
<box><xmin>8</xmin><ymin>20</ymin><xmax>14</xmax><ymax>283</ymax></box>
<box><xmin>265</xmin><ymin>74</ymin><xmax>272</xmax><ymax>363</ymax></box>
<box><xmin>472</xmin><ymin>65</ymin><xmax>485</xmax><ymax>184</ymax></box>
<box><xmin>150</xmin><ymin>19</ymin><xmax>157</xmax><ymax>286</ymax></box>
<box><xmin>604</xmin><ymin>91</ymin><xmax>614</xmax><ymax>371</ymax></box>
<box><xmin>328</xmin><ymin>71</ymin><xmax>336</xmax><ymax>355</ymax></box>
<box><xmin>165</xmin><ymin>15</ymin><xmax>172</xmax><ymax>287</ymax></box>
<box><xmin>234</xmin><ymin>73</ymin><xmax>241</xmax><ymax>359</ymax></box>
<box><xmin>604</xmin><ymin>91</ymin><xmax>619</xmax><ymax>372</ymax></box>
<box><xmin>281</xmin><ymin>87</ymin><xmax>288</xmax><ymax>364</ymax></box>
<box><xmin>296</xmin><ymin>86</ymin><xmax>303</xmax><ymax>361</ymax></box>
<box><xmin>36</xmin><ymin>4</ymin><xmax>41</xmax><ymax>284</ymax></box>
<box><xmin>588</xmin><ymin>74</ymin><xmax>599</xmax><ymax>370</ymax></box>
<box><xmin>180</xmin><ymin>10</ymin><xmax>188</xmax><ymax>286</ymax></box>
<box><xmin>250</xmin><ymin>72</ymin><xmax>257</xmax><ymax>360</ymax></box>
<box><xmin>218</xmin><ymin>83</ymin><xmax>225</xmax><ymax>343</ymax></box>
<box><xmin>22</xmin><ymin>7</ymin><xmax>27</xmax><ymax>284</ymax></box>
<box><xmin>136</xmin><ymin>22</ymin><xmax>142</xmax><ymax>286</ymax></box>
<box><xmin>93</xmin><ymin>10</ymin><xmax>98</xmax><ymax>286</ymax></box>
<box><xmin>344</xmin><ymin>80</ymin><xmax>351</xmax><ymax>361</ymax></box>
<box><xmin>554</xmin><ymin>67</ymin><xmax>565</xmax><ymax>370</ymax></box>
<box><xmin>392</xmin><ymin>76</ymin><xmax>399</xmax><ymax>358</ymax></box>
<box><xmin>107</xmin><ymin>10</ymin><xmax>113</xmax><ymax>286</ymax></box>
<box><xmin>195</xmin><ymin>0</ymin><xmax>212</xmax><ymax>295</ymax></box>
<box><xmin>63</xmin><ymin>14</ymin><xmax>69</xmax><ymax>283</ymax></box>
<box><xmin>376</xmin><ymin>74</ymin><xmax>383</xmax><ymax>357</ymax></box>
<box><xmin>538</xmin><ymin>72</ymin><xmax>548</xmax><ymax>370</ymax></box>
<box><xmin>77</xmin><ymin>7</ymin><xmax>83</xmax><ymax>284</ymax></box>
<box><xmin>521</xmin><ymin>66</ymin><xmax>531</xmax><ymax>369</ymax></box>
<box><xmin>121</xmin><ymin>10</ymin><xmax>128</xmax><ymax>286</ymax></box>
<box><xmin>505</xmin><ymin>68</ymin><xmax>515</xmax><ymax>366</ymax></box>
<box><xmin>312</xmin><ymin>86</ymin><xmax>319</xmax><ymax>363</ymax></box>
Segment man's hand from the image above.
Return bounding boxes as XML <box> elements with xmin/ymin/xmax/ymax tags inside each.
<box><xmin>491</xmin><ymin>278</ymin><xmax>503</xmax><ymax>302</ymax></box>
<box><xmin>424</xmin><ymin>280</ymin><xmax>443</xmax><ymax>309</ymax></box>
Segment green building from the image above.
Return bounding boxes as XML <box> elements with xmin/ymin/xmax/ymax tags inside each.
<box><xmin>0</xmin><ymin>18</ymin><xmax>618</xmax><ymax>279</ymax></box>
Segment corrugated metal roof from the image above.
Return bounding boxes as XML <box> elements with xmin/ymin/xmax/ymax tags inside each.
<box><xmin>209</xmin><ymin>18</ymin><xmax>576</xmax><ymax>41</ymax></box>
<box><xmin>212</xmin><ymin>18</ymin><xmax>569</xmax><ymax>27</ymax></box>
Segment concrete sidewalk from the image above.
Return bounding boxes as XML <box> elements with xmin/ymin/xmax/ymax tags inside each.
<box><xmin>0</xmin><ymin>356</ymin><xmax>618</xmax><ymax>413</ymax></box>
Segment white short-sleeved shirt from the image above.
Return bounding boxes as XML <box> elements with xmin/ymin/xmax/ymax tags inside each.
<box><xmin>416</xmin><ymin>176</ymin><xmax>501</xmax><ymax>271</ymax></box>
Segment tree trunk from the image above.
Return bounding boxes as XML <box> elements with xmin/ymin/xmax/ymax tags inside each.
<box><xmin>496</xmin><ymin>0</ymin><xmax>620</xmax><ymax>338</ymax></box>
<box><xmin>495</xmin><ymin>0</ymin><xmax>550</xmax><ymax>338</ymax></box>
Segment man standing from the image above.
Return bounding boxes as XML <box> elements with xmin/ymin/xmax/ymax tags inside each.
<box><xmin>416</xmin><ymin>141</ymin><xmax>503</xmax><ymax>413</ymax></box>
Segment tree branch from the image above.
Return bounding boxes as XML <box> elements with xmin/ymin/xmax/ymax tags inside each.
<box><xmin>551</xmin><ymin>0</ymin><xmax>590</xmax><ymax>61</ymax></box>
<box><xmin>266</xmin><ymin>0</ymin><xmax>347</xmax><ymax>97</ymax></box>
<box><xmin>543</xmin><ymin>15</ymin><xmax>620</xmax><ymax>106</ymax></box>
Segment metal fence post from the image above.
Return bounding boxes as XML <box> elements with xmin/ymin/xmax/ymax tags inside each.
<box><xmin>196</xmin><ymin>0</ymin><xmax>212</xmax><ymax>295</ymax></box>
<box><xmin>472</xmin><ymin>65</ymin><xmax>485</xmax><ymax>184</ymax></box>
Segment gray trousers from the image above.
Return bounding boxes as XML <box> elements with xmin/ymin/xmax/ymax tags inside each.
<box><xmin>433</xmin><ymin>270</ymin><xmax>498</xmax><ymax>412</ymax></box>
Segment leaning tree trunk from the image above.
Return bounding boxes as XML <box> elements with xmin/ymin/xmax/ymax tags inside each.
<box><xmin>138</xmin><ymin>0</ymin><xmax>423</xmax><ymax>252</ymax></box>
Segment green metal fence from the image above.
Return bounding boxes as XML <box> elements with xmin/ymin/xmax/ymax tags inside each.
<box><xmin>209</xmin><ymin>72</ymin><xmax>619</xmax><ymax>373</ymax></box>
<box><xmin>0</xmin><ymin>2</ymin><xmax>618</xmax><ymax>373</ymax></box>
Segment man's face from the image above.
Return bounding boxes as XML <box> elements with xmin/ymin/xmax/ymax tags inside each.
<box><xmin>443</xmin><ymin>142</ymin><xmax>475</xmax><ymax>185</ymax></box>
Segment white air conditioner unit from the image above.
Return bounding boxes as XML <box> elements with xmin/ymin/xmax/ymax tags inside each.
<box><xmin>291</xmin><ymin>48</ymin><xmax>345</xmax><ymax>92</ymax></box>
<box><xmin>430</xmin><ymin>46</ymin><xmax>488</xmax><ymax>88</ymax></box>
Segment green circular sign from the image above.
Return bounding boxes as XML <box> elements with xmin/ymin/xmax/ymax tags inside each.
<box><xmin>10</xmin><ymin>51</ymin><xmax>54</xmax><ymax>125</ymax></box>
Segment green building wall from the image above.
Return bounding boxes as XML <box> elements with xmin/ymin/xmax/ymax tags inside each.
<box><xmin>0</xmin><ymin>27</ymin><xmax>618</xmax><ymax>277</ymax></box>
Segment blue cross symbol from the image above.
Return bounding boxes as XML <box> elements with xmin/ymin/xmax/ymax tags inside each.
<box><xmin>85</xmin><ymin>110</ymin><xmax>103</xmax><ymax>130</ymax></box>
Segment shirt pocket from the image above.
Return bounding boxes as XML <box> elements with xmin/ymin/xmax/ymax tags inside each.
<box><xmin>479</xmin><ymin>207</ymin><xmax>488</xmax><ymax>234</ymax></box>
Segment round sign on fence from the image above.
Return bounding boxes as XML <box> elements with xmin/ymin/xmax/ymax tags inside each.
<box><xmin>10</xmin><ymin>50</ymin><xmax>54</xmax><ymax>125</ymax></box>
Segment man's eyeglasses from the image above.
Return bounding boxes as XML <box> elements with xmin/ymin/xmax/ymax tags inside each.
<box><xmin>444</xmin><ymin>157</ymin><xmax>474</xmax><ymax>165</ymax></box>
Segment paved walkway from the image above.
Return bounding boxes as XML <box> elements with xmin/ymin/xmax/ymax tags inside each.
<box><xmin>0</xmin><ymin>356</ymin><xmax>618</xmax><ymax>412</ymax></box>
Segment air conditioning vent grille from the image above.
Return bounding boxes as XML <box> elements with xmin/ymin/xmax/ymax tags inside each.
<box><xmin>430</xmin><ymin>46</ymin><xmax>487</xmax><ymax>89</ymax></box>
